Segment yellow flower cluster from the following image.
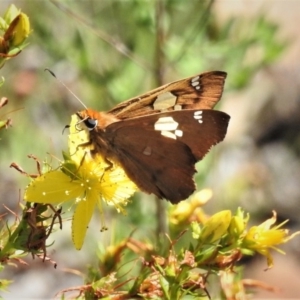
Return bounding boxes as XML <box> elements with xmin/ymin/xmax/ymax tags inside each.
<box><xmin>25</xmin><ymin>115</ymin><xmax>137</xmax><ymax>249</ymax></box>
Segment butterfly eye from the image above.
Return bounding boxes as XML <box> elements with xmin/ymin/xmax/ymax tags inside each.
<box><xmin>84</xmin><ymin>118</ymin><xmax>98</xmax><ymax>130</ymax></box>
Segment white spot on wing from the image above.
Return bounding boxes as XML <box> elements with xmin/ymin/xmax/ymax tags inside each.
<box><xmin>194</xmin><ymin>111</ymin><xmax>203</xmax><ymax>123</ymax></box>
<box><xmin>191</xmin><ymin>76</ymin><xmax>201</xmax><ymax>91</ymax></box>
<box><xmin>154</xmin><ymin>116</ymin><xmax>184</xmax><ymax>140</ymax></box>
<box><xmin>174</xmin><ymin>104</ymin><xmax>182</xmax><ymax>110</ymax></box>
<box><xmin>191</xmin><ymin>75</ymin><xmax>200</xmax><ymax>82</ymax></box>
<box><xmin>194</xmin><ymin>111</ymin><xmax>203</xmax><ymax>116</ymax></box>
<box><xmin>161</xmin><ymin>130</ymin><xmax>177</xmax><ymax>139</ymax></box>
<box><xmin>175</xmin><ymin>129</ymin><xmax>183</xmax><ymax>137</ymax></box>
<box><xmin>153</xmin><ymin>92</ymin><xmax>177</xmax><ymax>111</ymax></box>
<box><xmin>154</xmin><ymin>116</ymin><xmax>179</xmax><ymax>131</ymax></box>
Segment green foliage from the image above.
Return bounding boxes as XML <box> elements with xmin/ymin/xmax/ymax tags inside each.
<box><xmin>53</xmin><ymin>205</ymin><xmax>298</xmax><ymax>299</ymax></box>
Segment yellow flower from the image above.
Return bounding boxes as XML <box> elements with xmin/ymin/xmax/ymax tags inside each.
<box><xmin>228</xmin><ymin>207</ymin><xmax>248</xmax><ymax>239</ymax></box>
<box><xmin>194</xmin><ymin>210</ymin><xmax>232</xmax><ymax>242</ymax></box>
<box><xmin>25</xmin><ymin>115</ymin><xmax>137</xmax><ymax>250</ymax></box>
<box><xmin>243</xmin><ymin>211</ymin><xmax>300</xmax><ymax>268</ymax></box>
<box><xmin>7</xmin><ymin>13</ymin><xmax>30</xmax><ymax>47</ymax></box>
<box><xmin>169</xmin><ymin>189</ymin><xmax>212</xmax><ymax>226</ymax></box>
<box><xmin>0</xmin><ymin>5</ymin><xmax>31</xmax><ymax>68</ymax></box>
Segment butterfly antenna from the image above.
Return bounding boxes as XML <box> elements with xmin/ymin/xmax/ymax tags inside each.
<box><xmin>44</xmin><ymin>68</ymin><xmax>88</xmax><ymax>109</ymax></box>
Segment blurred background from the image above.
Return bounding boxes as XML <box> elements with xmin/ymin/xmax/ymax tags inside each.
<box><xmin>1</xmin><ymin>0</ymin><xmax>300</xmax><ymax>298</ymax></box>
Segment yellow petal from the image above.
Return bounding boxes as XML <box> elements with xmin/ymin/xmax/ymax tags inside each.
<box><xmin>10</xmin><ymin>13</ymin><xmax>30</xmax><ymax>47</ymax></box>
<box><xmin>4</xmin><ymin>13</ymin><xmax>30</xmax><ymax>47</ymax></box>
<box><xmin>200</xmin><ymin>210</ymin><xmax>232</xmax><ymax>243</ymax></box>
<box><xmin>24</xmin><ymin>170</ymin><xmax>84</xmax><ymax>203</ymax></box>
<box><xmin>72</xmin><ymin>189</ymin><xmax>98</xmax><ymax>250</ymax></box>
<box><xmin>228</xmin><ymin>215</ymin><xmax>246</xmax><ymax>238</ymax></box>
<box><xmin>99</xmin><ymin>160</ymin><xmax>138</xmax><ymax>207</ymax></box>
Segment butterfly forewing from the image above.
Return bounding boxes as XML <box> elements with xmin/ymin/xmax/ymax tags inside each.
<box><xmin>95</xmin><ymin>109</ymin><xmax>230</xmax><ymax>203</ymax></box>
<box><xmin>108</xmin><ymin>71</ymin><xmax>227</xmax><ymax>119</ymax></box>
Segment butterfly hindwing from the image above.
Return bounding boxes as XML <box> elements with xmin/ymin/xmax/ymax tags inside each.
<box><xmin>108</xmin><ymin>71</ymin><xmax>227</xmax><ymax>119</ymax></box>
<box><xmin>108</xmin><ymin>130</ymin><xmax>196</xmax><ymax>203</ymax></box>
<box><xmin>99</xmin><ymin>109</ymin><xmax>230</xmax><ymax>203</ymax></box>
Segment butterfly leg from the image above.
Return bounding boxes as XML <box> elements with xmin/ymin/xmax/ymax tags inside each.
<box><xmin>98</xmin><ymin>156</ymin><xmax>114</xmax><ymax>184</ymax></box>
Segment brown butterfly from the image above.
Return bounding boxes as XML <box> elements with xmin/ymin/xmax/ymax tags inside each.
<box><xmin>76</xmin><ymin>71</ymin><xmax>230</xmax><ymax>203</ymax></box>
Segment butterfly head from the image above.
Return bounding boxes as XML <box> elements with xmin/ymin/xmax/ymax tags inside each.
<box><xmin>75</xmin><ymin>111</ymin><xmax>96</xmax><ymax>131</ymax></box>
<box><xmin>77</xmin><ymin>109</ymin><xmax>120</xmax><ymax>131</ymax></box>
<box><xmin>75</xmin><ymin>109</ymin><xmax>98</xmax><ymax>131</ymax></box>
